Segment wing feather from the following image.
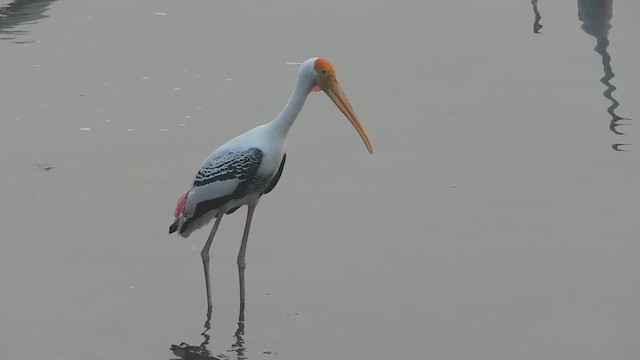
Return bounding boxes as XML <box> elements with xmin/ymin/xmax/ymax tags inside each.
<box><xmin>171</xmin><ymin>147</ymin><xmax>264</xmax><ymax>237</ymax></box>
<box><xmin>194</xmin><ymin>148</ymin><xmax>263</xmax><ymax>187</ymax></box>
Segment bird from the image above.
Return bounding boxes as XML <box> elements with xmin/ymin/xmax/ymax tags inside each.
<box><xmin>169</xmin><ymin>57</ymin><xmax>373</xmax><ymax>322</ymax></box>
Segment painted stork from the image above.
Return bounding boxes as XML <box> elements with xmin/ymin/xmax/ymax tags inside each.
<box><xmin>169</xmin><ymin>57</ymin><xmax>373</xmax><ymax>322</ymax></box>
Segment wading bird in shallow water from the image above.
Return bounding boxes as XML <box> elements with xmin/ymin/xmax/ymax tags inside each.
<box><xmin>169</xmin><ymin>57</ymin><xmax>373</xmax><ymax>323</ymax></box>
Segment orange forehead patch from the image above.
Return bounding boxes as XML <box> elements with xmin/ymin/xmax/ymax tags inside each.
<box><xmin>314</xmin><ymin>58</ymin><xmax>335</xmax><ymax>73</ymax></box>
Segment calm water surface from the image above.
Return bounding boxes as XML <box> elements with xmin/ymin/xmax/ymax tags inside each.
<box><xmin>1</xmin><ymin>1</ymin><xmax>639</xmax><ymax>359</ymax></box>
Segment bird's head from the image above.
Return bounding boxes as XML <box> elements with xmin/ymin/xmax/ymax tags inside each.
<box><xmin>299</xmin><ymin>57</ymin><xmax>373</xmax><ymax>154</ymax></box>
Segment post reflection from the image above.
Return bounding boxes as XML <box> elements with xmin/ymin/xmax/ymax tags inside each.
<box><xmin>577</xmin><ymin>0</ymin><xmax>630</xmax><ymax>150</ymax></box>
<box><xmin>532</xmin><ymin>0</ymin><xmax>543</xmax><ymax>33</ymax></box>
<box><xmin>0</xmin><ymin>0</ymin><xmax>57</xmax><ymax>42</ymax></box>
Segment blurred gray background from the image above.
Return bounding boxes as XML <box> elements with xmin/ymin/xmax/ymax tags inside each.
<box><xmin>1</xmin><ymin>1</ymin><xmax>639</xmax><ymax>359</ymax></box>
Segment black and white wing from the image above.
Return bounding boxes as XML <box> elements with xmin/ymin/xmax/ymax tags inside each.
<box><xmin>171</xmin><ymin>148</ymin><xmax>263</xmax><ymax>236</ymax></box>
<box><xmin>193</xmin><ymin>148</ymin><xmax>263</xmax><ymax>187</ymax></box>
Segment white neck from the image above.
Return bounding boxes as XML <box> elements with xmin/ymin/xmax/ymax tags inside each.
<box><xmin>268</xmin><ymin>61</ymin><xmax>316</xmax><ymax>136</ymax></box>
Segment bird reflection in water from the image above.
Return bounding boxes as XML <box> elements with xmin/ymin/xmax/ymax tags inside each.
<box><xmin>0</xmin><ymin>0</ymin><xmax>57</xmax><ymax>43</ymax></box>
<box><xmin>578</xmin><ymin>0</ymin><xmax>630</xmax><ymax>150</ymax></box>
<box><xmin>170</xmin><ymin>294</ymin><xmax>247</xmax><ymax>360</ymax></box>
<box><xmin>170</xmin><ymin>321</ymin><xmax>247</xmax><ymax>360</ymax></box>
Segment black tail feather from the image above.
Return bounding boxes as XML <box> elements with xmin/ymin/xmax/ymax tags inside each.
<box><xmin>169</xmin><ymin>219</ymin><xmax>179</xmax><ymax>234</ymax></box>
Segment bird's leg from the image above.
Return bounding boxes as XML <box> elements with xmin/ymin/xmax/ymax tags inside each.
<box><xmin>237</xmin><ymin>204</ymin><xmax>256</xmax><ymax>322</ymax></box>
<box><xmin>201</xmin><ymin>211</ymin><xmax>224</xmax><ymax>328</ymax></box>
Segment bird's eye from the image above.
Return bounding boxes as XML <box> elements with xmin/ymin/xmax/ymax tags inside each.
<box><xmin>321</xmin><ymin>68</ymin><xmax>328</xmax><ymax>75</ymax></box>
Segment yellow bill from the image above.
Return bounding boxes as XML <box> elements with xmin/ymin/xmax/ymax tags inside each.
<box><xmin>324</xmin><ymin>81</ymin><xmax>374</xmax><ymax>154</ymax></box>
